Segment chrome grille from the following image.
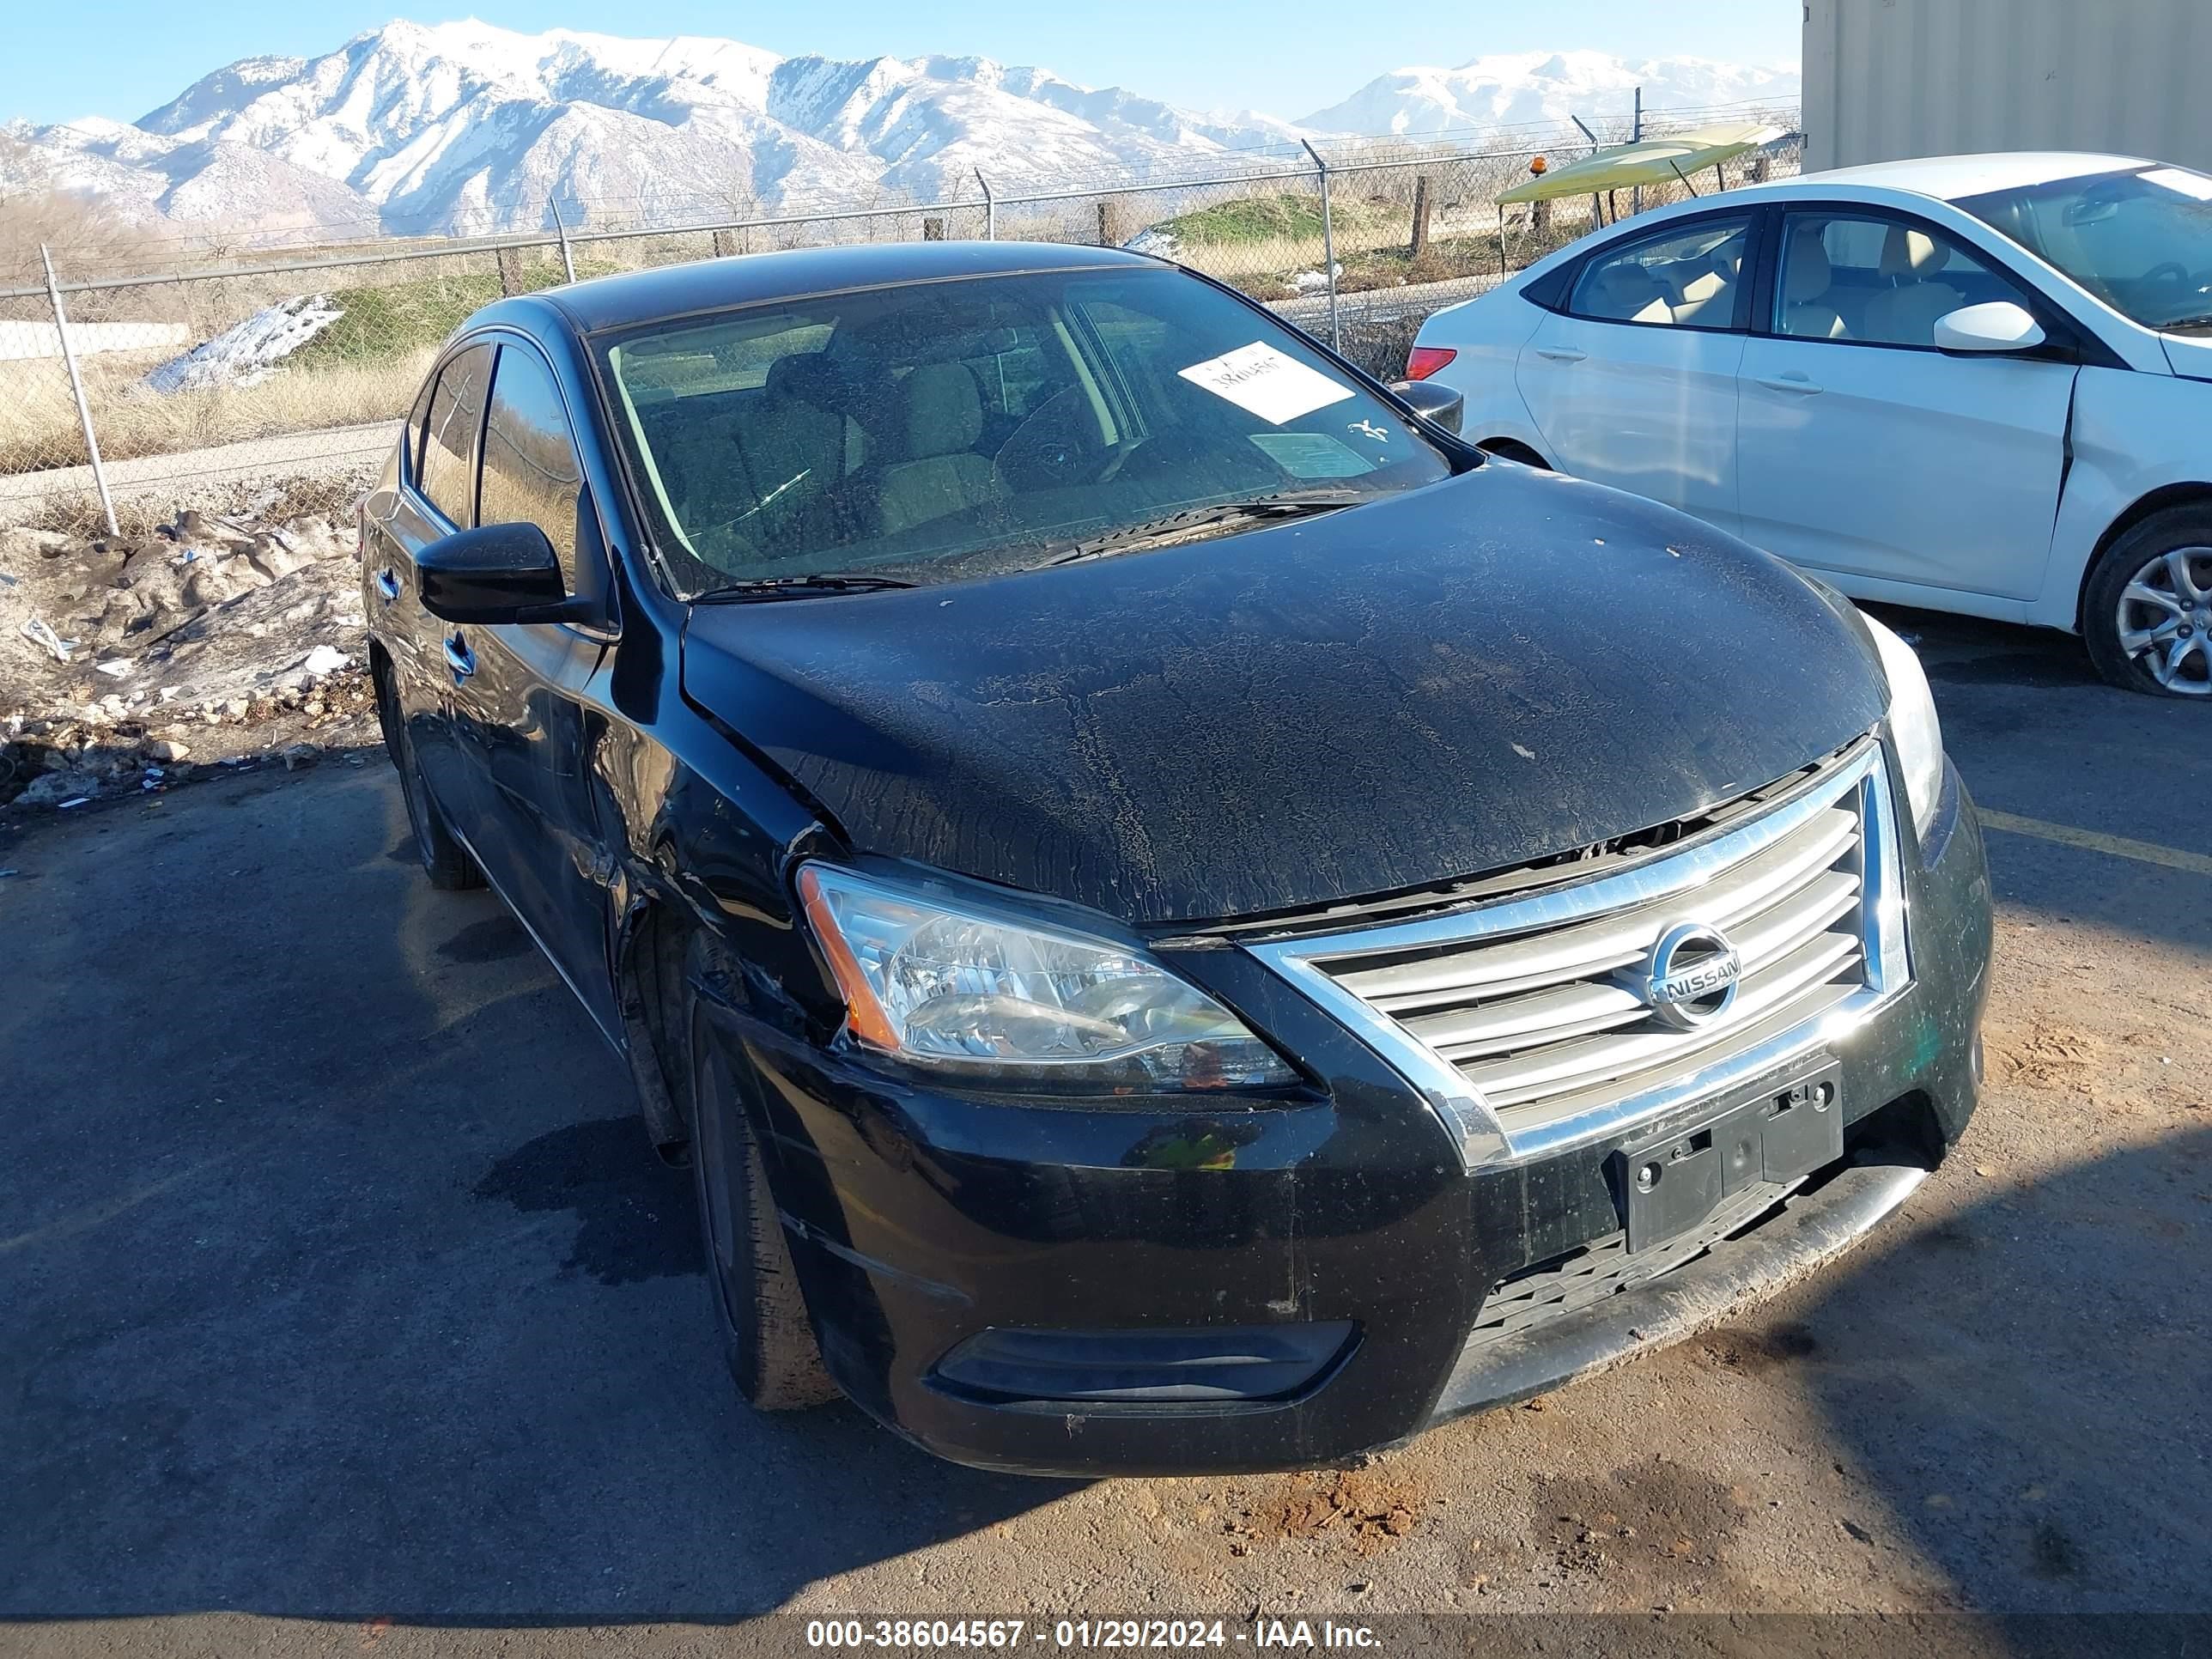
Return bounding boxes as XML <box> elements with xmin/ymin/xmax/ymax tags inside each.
<box><xmin>1249</xmin><ymin>740</ymin><xmax>1909</xmax><ymax>1165</ymax></box>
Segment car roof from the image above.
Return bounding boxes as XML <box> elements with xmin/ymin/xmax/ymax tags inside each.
<box><xmin>535</xmin><ymin>239</ymin><xmax>1163</xmax><ymax>333</ymax></box>
<box><xmin>1770</xmin><ymin>151</ymin><xmax>2154</xmax><ymax>203</ymax></box>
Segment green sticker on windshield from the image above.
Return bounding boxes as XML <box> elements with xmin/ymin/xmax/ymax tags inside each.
<box><xmin>1248</xmin><ymin>432</ymin><xmax>1378</xmax><ymax>480</ymax></box>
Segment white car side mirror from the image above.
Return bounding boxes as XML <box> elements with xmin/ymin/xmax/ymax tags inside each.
<box><xmin>1932</xmin><ymin>300</ymin><xmax>2047</xmax><ymax>354</ymax></box>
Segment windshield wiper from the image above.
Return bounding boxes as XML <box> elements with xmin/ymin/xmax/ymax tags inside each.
<box><xmin>1042</xmin><ymin>492</ymin><xmax>1366</xmax><ymax>568</ymax></box>
<box><xmin>693</xmin><ymin>572</ymin><xmax>916</xmax><ymax>602</ymax></box>
<box><xmin>2159</xmin><ymin>313</ymin><xmax>2212</xmax><ymax>332</ymax></box>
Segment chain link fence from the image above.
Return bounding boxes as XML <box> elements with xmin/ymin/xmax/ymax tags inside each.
<box><xmin>0</xmin><ymin>106</ymin><xmax>1800</xmax><ymax>532</ymax></box>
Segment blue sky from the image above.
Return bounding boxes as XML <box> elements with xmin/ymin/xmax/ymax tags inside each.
<box><xmin>9</xmin><ymin>1</ymin><xmax>1801</xmax><ymax>128</ymax></box>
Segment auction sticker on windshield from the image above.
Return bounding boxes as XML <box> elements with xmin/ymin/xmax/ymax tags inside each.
<box><xmin>1179</xmin><ymin>342</ymin><xmax>1356</xmax><ymax>424</ymax></box>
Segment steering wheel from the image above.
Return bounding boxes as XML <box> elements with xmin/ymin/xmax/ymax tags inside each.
<box><xmin>2143</xmin><ymin>260</ymin><xmax>2192</xmax><ymax>289</ymax></box>
<box><xmin>994</xmin><ymin>386</ymin><xmax>1124</xmax><ymax>490</ymax></box>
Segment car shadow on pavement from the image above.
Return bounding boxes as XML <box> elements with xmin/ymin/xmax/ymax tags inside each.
<box><xmin>0</xmin><ymin>766</ymin><xmax>1067</xmax><ymax>1632</ymax></box>
<box><xmin>1864</xmin><ymin>605</ymin><xmax>2107</xmax><ymax>694</ymax></box>
<box><xmin>1784</xmin><ymin>1123</ymin><xmax>2212</xmax><ymax>1613</ymax></box>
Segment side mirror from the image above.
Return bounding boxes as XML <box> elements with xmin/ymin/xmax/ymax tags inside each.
<box><xmin>1932</xmin><ymin>300</ymin><xmax>2047</xmax><ymax>354</ymax></box>
<box><xmin>416</xmin><ymin>522</ymin><xmax>591</xmax><ymax>626</ymax></box>
<box><xmin>1389</xmin><ymin>377</ymin><xmax>1466</xmax><ymax>435</ymax></box>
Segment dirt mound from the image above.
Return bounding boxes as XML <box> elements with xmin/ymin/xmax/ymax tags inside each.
<box><xmin>1</xmin><ymin>502</ymin><xmax>377</xmax><ymax>809</ymax></box>
<box><xmin>1990</xmin><ymin>1018</ymin><xmax>2104</xmax><ymax>1091</ymax></box>
<box><xmin>1224</xmin><ymin>1468</ymin><xmax>1425</xmax><ymax>1554</ymax></box>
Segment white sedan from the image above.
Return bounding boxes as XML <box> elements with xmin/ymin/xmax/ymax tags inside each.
<box><xmin>1408</xmin><ymin>152</ymin><xmax>2212</xmax><ymax>696</ymax></box>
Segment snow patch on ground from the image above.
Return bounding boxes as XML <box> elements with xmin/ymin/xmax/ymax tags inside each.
<box><xmin>148</xmin><ymin>295</ymin><xmax>345</xmax><ymax>393</ymax></box>
<box><xmin>1121</xmin><ymin>227</ymin><xmax>1180</xmax><ymax>258</ymax></box>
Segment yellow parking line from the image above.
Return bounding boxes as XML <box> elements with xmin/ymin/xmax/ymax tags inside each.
<box><xmin>1979</xmin><ymin>809</ymin><xmax>2212</xmax><ymax>878</ymax></box>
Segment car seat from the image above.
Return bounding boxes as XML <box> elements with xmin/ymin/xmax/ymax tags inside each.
<box><xmin>1780</xmin><ymin>227</ymin><xmax>1849</xmax><ymax>339</ymax></box>
<box><xmin>657</xmin><ymin>353</ymin><xmax>863</xmax><ymax>568</ymax></box>
<box><xmin>1582</xmin><ymin>260</ymin><xmax>1674</xmax><ymax>325</ymax></box>
<box><xmin>874</xmin><ymin>362</ymin><xmax>1007</xmax><ymax>536</ymax></box>
<box><xmin>1864</xmin><ymin>227</ymin><xmax>1968</xmax><ymax>347</ymax></box>
<box><xmin>1672</xmin><ymin>242</ymin><xmax>1742</xmax><ymax>326</ymax></box>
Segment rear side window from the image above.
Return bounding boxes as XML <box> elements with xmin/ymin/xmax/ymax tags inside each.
<box><xmin>478</xmin><ymin>345</ymin><xmax>586</xmax><ymax>592</ymax></box>
<box><xmin>418</xmin><ymin>343</ymin><xmax>494</xmax><ymax>526</ymax></box>
<box><xmin>1568</xmin><ymin>217</ymin><xmax>1753</xmax><ymax>329</ymax></box>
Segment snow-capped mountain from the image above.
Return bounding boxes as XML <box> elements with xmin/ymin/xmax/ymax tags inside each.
<box><xmin>2</xmin><ymin>26</ymin><xmax>1799</xmax><ymax>246</ymax></box>
<box><xmin>3</xmin><ymin>20</ymin><xmax>1310</xmax><ymax>243</ymax></box>
<box><xmin>1300</xmin><ymin>51</ymin><xmax>1801</xmax><ymax>139</ymax></box>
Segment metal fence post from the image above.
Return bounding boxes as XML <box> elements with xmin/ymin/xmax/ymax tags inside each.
<box><xmin>1570</xmin><ymin>114</ymin><xmax>1605</xmax><ymax>229</ymax></box>
<box><xmin>1300</xmin><ymin>140</ymin><xmax>1340</xmax><ymax>351</ymax></box>
<box><xmin>1632</xmin><ymin>86</ymin><xmax>1643</xmax><ymax>216</ymax></box>
<box><xmin>549</xmin><ymin>198</ymin><xmax>577</xmax><ymax>284</ymax></box>
<box><xmin>975</xmin><ymin>169</ymin><xmax>996</xmax><ymax>240</ymax></box>
<box><xmin>40</xmin><ymin>244</ymin><xmax>118</xmax><ymax>538</ymax></box>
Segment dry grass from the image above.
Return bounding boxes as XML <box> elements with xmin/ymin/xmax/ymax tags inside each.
<box><xmin>16</xmin><ymin>469</ymin><xmax>375</xmax><ymax>539</ymax></box>
<box><xmin>0</xmin><ymin>349</ymin><xmax>432</xmax><ymax>475</ymax></box>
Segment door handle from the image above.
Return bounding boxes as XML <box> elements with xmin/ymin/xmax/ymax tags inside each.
<box><xmin>1755</xmin><ymin>373</ymin><xmax>1823</xmax><ymax>394</ymax></box>
<box><xmin>374</xmin><ymin>568</ymin><xmax>400</xmax><ymax>603</ymax></box>
<box><xmin>443</xmin><ymin>635</ymin><xmax>476</xmax><ymax>684</ymax></box>
<box><xmin>1535</xmin><ymin>347</ymin><xmax>1588</xmax><ymax>363</ymax></box>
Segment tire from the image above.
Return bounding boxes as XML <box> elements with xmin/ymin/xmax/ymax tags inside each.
<box><xmin>683</xmin><ymin>932</ymin><xmax>839</xmax><ymax>1411</ymax></box>
<box><xmin>2081</xmin><ymin>507</ymin><xmax>2212</xmax><ymax>698</ymax></box>
<box><xmin>373</xmin><ymin>662</ymin><xmax>485</xmax><ymax>889</ymax></box>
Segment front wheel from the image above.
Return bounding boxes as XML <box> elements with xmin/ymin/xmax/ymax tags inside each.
<box><xmin>683</xmin><ymin>933</ymin><xmax>839</xmax><ymax>1411</ymax></box>
<box><xmin>373</xmin><ymin>662</ymin><xmax>485</xmax><ymax>889</ymax></box>
<box><xmin>2081</xmin><ymin>508</ymin><xmax>2212</xmax><ymax>697</ymax></box>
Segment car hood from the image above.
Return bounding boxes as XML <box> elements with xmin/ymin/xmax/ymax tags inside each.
<box><xmin>680</xmin><ymin>465</ymin><xmax>1886</xmax><ymax>927</ymax></box>
<box><xmin>2160</xmin><ymin>331</ymin><xmax>2212</xmax><ymax>383</ymax></box>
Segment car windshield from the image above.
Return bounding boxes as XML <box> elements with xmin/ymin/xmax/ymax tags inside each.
<box><xmin>1959</xmin><ymin>164</ymin><xmax>2212</xmax><ymax>331</ymax></box>
<box><xmin>594</xmin><ymin>265</ymin><xmax>1457</xmax><ymax>597</ymax></box>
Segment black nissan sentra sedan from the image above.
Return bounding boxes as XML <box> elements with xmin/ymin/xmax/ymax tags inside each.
<box><xmin>362</xmin><ymin>240</ymin><xmax>1990</xmax><ymax>1476</ymax></box>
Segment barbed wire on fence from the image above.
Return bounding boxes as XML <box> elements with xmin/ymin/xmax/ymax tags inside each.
<box><xmin>0</xmin><ymin>106</ymin><xmax>1802</xmax><ymax>529</ymax></box>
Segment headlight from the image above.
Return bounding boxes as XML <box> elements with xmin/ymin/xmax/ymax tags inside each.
<box><xmin>1861</xmin><ymin>612</ymin><xmax>1945</xmax><ymax>837</ymax></box>
<box><xmin>795</xmin><ymin>865</ymin><xmax>1297</xmax><ymax>1091</ymax></box>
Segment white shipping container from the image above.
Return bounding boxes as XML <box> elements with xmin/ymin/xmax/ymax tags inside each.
<box><xmin>1803</xmin><ymin>0</ymin><xmax>2211</xmax><ymax>174</ymax></box>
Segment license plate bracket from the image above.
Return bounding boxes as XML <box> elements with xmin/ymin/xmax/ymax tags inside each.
<box><xmin>1611</xmin><ymin>1061</ymin><xmax>1844</xmax><ymax>1252</ymax></box>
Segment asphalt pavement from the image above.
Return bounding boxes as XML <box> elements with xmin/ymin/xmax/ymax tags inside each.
<box><xmin>0</xmin><ymin>606</ymin><xmax>2206</xmax><ymax>1657</ymax></box>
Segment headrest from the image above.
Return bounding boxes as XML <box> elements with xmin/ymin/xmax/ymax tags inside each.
<box><xmin>764</xmin><ymin>351</ymin><xmax>869</xmax><ymax>415</ymax></box>
<box><xmin>1589</xmin><ymin>262</ymin><xmax>1665</xmax><ymax>315</ymax></box>
<box><xmin>1783</xmin><ymin>228</ymin><xmax>1832</xmax><ymax>303</ymax></box>
<box><xmin>1880</xmin><ymin>226</ymin><xmax>1944</xmax><ymax>279</ymax></box>
<box><xmin>899</xmin><ymin>363</ymin><xmax>983</xmax><ymax>459</ymax></box>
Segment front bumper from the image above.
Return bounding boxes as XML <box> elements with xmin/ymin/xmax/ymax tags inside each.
<box><xmin>726</xmin><ymin>762</ymin><xmax>1991</xmax><ymax>1477</ymax></box>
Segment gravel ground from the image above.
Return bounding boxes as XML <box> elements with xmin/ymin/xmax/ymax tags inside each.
<box><xmin>0</xmin><ymin>606</ymin><xmax>2205</xmax><ymax>1657</ymax></box>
